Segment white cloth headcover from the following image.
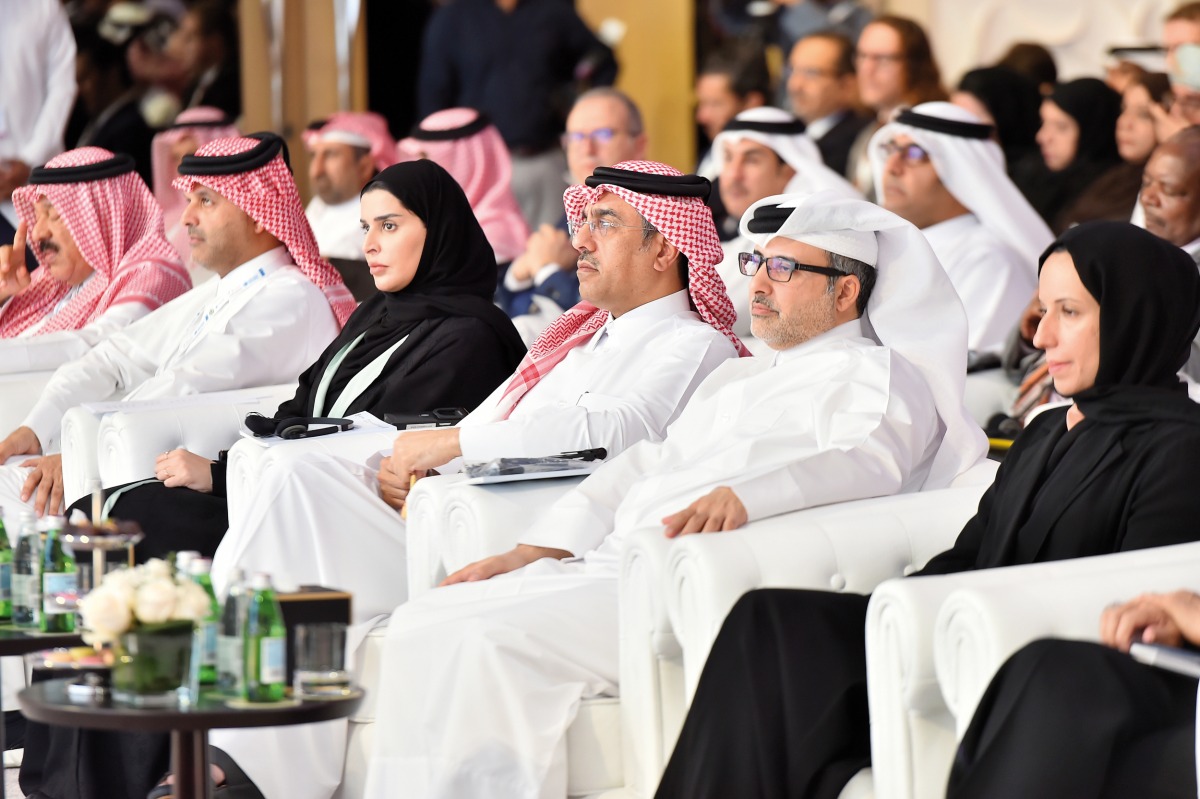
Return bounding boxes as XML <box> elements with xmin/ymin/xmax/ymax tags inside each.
<box><xmin>712</xmin><ymin>107</ymin><xmax>862</xmax><ymax>201</ymax></box>
<box><xmin>869</xmin><ymin>101</ymin><xmax>1052</xmax><ymax>277</ymax></box>
<box><xmin>740</xmin><ymin>190</ymin><xmax>989</xmax><ymax>489</ymax></box>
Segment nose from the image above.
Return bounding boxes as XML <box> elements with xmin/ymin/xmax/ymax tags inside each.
<box><xmin>571</xmin><ymin>219</ymin><xmax>594</xmax><ymax>250</ymax></box>
<box><xmin>1031</xmin><ymin>311</ymin><xmax>1053</xmax><ymax>350</ymax></box>
<box><xmin>31</xmin><ymin>214</ymin><xmax>51</xmax><ymax>241</ymax></box>
<box><xmin>884</xmin><ymin>149</ymin><xmax>905</xmax><ymax>174</ymax></box>
<box><xmin>748</xmin><ymin>260</ymin><xmax>774</xmax><ymax>295</ymax></box>
<box><xmin>363</xmin><ymin>227</ymin><xmax>378</xmax><ymax>257</ymax></box>
<box><xmin>180</xmin><ymin>196</ymin><xmax>199</xmax><ymax>228</ymax></box>
<box><xmin>1140</xmin><ymin>181</ymin><xmax>1159</xmax><ymax>208</ymax></box>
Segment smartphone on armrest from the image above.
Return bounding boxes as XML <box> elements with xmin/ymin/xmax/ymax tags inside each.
<box><xmin>1129</xmin><ymin>642</ymin><xmax>1200</xmax><ymax>679</ymax></box>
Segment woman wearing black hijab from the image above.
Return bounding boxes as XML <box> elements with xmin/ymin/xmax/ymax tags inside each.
<box><xmin>1012</xmin><ymin>78</ymin><xmax>1124</xmax><ymax>232</ymax></box>
<box><xmin>954</xmin><ymin>66</ymin><xmax>1043</xmax><ymax>172</ymax></box>
<box><xmin>64</xmin><ymin>158</ymin><xmax>527</xmax><ymax>560</ymax></box>
<box><xmin>655</xmin><ymin>221</ymin><xmax>1200</xmax><ymax>799</ymax></box>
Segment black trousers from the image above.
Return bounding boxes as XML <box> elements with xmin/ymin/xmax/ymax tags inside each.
<box><xmin>948</xmin><ymin>638</ymin><xmax>1198</xmax><ymax>799</ymax></box>
<box><xmin>655</xmin><ymin>588</ymin><xmax>873</xmax><ymax>799</ymax></box>
<box><xmin>66</xmin><ymin>480</ymin><xmax>228</xmax><ymax>563</ymax></box>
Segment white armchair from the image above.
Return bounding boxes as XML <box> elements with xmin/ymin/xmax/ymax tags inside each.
<box><xmin>60</xmin><ymin>385</ymin><xmax>296</xmax><ymax>502</ymax></box>
<box><xmin>0</xmin><ymin>371</ymin><xmax>56</xmax><ymax>435</ymax></box>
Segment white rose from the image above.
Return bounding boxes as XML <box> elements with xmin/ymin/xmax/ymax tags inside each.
<box><xmin>174</xmin><ymin>580</ymin><xmax>212</xmax><ymax>622</ymax></box>
<box><xmin>143</xmin><ymin>559</ymin><xmax>172</xmax><ymax>581</ymax></box>
<box><xmin>79</xmin><ymin>586</ymin><xmax>133</xmax><ymax>643</ymax></box>
<box><xmin>100</xmin><ymin>567</ymin><xmax>139</xmax><ymax>607</ymax></box>
<box><xmin>134</xmin><ymin>578</ymin><xmax>178</xmax><ymax>624</ymax></box>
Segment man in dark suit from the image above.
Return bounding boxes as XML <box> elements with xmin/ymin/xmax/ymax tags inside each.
<box><xmin>787</xmin><ymin>31</ymin><xmax>872</xmax><ymax>178</ymax></box>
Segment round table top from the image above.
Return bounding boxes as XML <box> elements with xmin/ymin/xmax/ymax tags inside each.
<box><xmin>0</xmin><ymin>627</ymin><xmax>84</xmax><ymax>657</ymax></box>
<box><xmin>19</xmin><ymin>678</ymin><xmax>363</xmax><ymax>733</ymax></box>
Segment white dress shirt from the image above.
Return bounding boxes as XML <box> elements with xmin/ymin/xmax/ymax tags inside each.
<box><xmin>518</xmin><ymin>318</ymin><xmax>942</xmax><ymax>567</ymax></box>
<box><xmin>0</xmin><ymin>302</ymin><xmax>149</xmax><ymax>375</ymax></box>
<box><xmin>455</xmin><ymin>290</ymin><xmax>739</xmax><ymax>463</ymax></box>
<box><xmin>306</xmin><ymin>196</ymin><xmax>365</xmax><ymax>260</ymax></box>
<box><xmin>922</xmin><ymin>214</ymin><xmax>1037</xmax><ymax>355</ymax></box>
<box><xmin>21</xmin><ymin>247</ymin><xmax>338</xmax><ymax>451</ymax></box>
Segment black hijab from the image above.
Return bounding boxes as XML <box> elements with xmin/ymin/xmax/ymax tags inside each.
<box><xmin>1040</xmin><ymin>220</ymin><xmax>1200</xmax><ymax>422</ymax></box>
<box><xmin>957</xmin><ymin>67</ymin><xmax>1041</xmax><ymax>165</ymax></box>
<box><xmin>1015</xmin><ymin>78</ymin><xmax>1123</xmax><ymax>230</ymax></box>
<box><xmin>283</xmin><ymin>159</ymin><xmax>526</xmax><ymax>414</ymax></box>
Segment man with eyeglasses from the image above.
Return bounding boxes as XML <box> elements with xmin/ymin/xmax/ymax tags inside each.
<box><xmin>362</xmin><ymin>188</ymin><xmax>985</xmax><ymax>798</ymax></box>
<box><xmin>787</xmin><ymin>30</ymin><xmax>873</xmax><ymax>177</ymax></box>
<box><xmin>868</xmin><ymin>102</ymin><xmax>1049</xmax><ymax>356</ymax></box>
<box><xmin>501</xmin><ymin>88</ymin><xmax>649</xmax><ymax>340</ymax></box>
<box><xmin>709</xmin><ymin>106</ymin><xmax>861</xmax><ymax>353</ymax></box>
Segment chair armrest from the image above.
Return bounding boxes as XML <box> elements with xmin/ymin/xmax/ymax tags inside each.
<box><xmin>934</xmin><ymin>541</ymin><xmax>1200</xmax><ymax>738</ymax></box>
<box><xmin>405</xmin><ymin>475</ymin><xmax>585</xmax><ymax>599</ymax></box>
<box><xmin>0</xmin><ymin>371</ymin><xmax>55</xmax><ymax>435</ymax></box>
<box><xmin>962</xmin><ymin>369</ymin><xmax>1016</xmax><ymax>428</ymax></box>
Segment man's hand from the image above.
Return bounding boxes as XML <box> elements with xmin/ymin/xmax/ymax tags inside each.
<box><xmin>0</xmin><ymin>426</ymin><xmax>41</xmax><ymax>462</ymax></box>
<box><xmin>378</xmin><ymin>455</ymin><xmax>424</xmax><ymax>511</ymax></box>
<box><xmin>508</xmin><ymin>225</ymin><xmax>577</xmax><ymax>282</ymax></box>
<box><xmin>19</xmin><ymin>454</ymin><xmax>63</xmax><ymax>516</ymax></box>
<box><xmin>155</xmin><ymin>448</ymin><xmax>215</xmax><ymax>492</ymax></box>
<box><xmin>440</xmin><ymin>543</ymin><xmax>572</xmax><ymax>586</ymax></box>
<box><xmin>1018</xmin><ymin>292</ymin><xmax>1043</xmax><ymax>344</ymax></box>
<box><xmin>1149</xmin><ymin>101</ymin><xmax>1191</xmax><ymax>144</ymax></box>
<box><xmin>0</xmin><ymin>222</ymin><xmax>31</xmax><ymax>302</ymax></box>
<box><xmin>662</xmin><ymin>486</ymin><xmax>749</xmax><ymax>538</ymax></box>
<box><xmin>391</xmin><ymin>428</ymin><xmax>460</xmax><ymax>483</ymax></box>
<box><xmin>1101</xmin><ymin>590</ymin><xmax>1200</xmax><ymax>652</ymax></box>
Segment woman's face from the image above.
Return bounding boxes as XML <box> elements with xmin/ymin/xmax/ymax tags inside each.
<box><xmin>1115</xmin><ymin>83</ymin><xmax>1158</xmax><ymax>164</ymax></box>
<box><xmin>1033</xmin><ymin>251</ymin><xmax>1101</xmax><ymax>397</ymax></box>
<box><xmin>360</xmin><ymin>189</ymin><xmax>427</xmax><ymax>293</ymax></box>
<box><xmin>1036</xmin><ymin>100</ymin><xmax>1080</xmax><ymax>172</ymax></box>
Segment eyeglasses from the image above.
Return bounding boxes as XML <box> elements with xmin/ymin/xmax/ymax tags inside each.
<box><xmin>562</xmin><ymin>128</ymin><xmax>624</xmax><ymax>148</ymax></box>
<box><xmin>568</xmin><ymin>214</ymin><xmax>656</xmax><ymax>239</ymax></box>
<box><xmin>877</xmin><ymin>139</ymin><xmax>931</xmax><ymax>165</ymax></box>
<box><xmin>738</xmin><ymin>252</ymin><xmax>846</xmax><ymax>283</ymax></box>
<box><xmin>854</xmin><ymin>50</ymin><xmax>905</xmax><ymax>66</ymax></box>
<box><xmin>790</xmin><ymin>66</ymin><xmax>840</xmax><ymax>80</ymax></box>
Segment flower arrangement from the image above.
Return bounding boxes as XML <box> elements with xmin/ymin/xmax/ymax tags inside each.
<box><xmin>78</xmin><ymin>558</ymin><xmax>212</xmax><ymax>646</ymax></box>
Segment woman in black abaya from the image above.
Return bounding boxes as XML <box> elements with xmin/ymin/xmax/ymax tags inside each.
<box><xmin>67</xmin><ymin>159</ymin><xmax>526</xmax><ymax>562</ymax></box>
<box><xmin>655</xmin><ymin>221</ymin><xmax>1200</xmax><ymax>799</ymax></box>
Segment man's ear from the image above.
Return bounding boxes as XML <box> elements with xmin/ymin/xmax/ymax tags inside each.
<box><xmin>652</xmin><ymin>235</ymin><xmax>681</xmax><ymax>273</ymax></box>
<box><xmin>835</xmin><ymin>274</ymin><xmax>862</xmax><ymax>315</ymax></box>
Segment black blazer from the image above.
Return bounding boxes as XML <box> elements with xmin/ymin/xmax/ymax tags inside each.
<box><xmin>813</xmin><ymin>111</ymin><xmax>874</xmax><ymax>178</ymax></box>
<box><xmin>918</xmin><ymin>406</ymin><xmax>1200</xmax><ymax>575</ymax></box>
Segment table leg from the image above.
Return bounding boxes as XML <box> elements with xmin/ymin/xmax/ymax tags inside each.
<box><xmin>1</xmin><ymin>663</ymin><xmax>6</xmax><ymax>799</ymax></box>
<box><xmin>169</xmin><ymin>728</ymin><xmax>210</xmax><ymax>799</ymax></box>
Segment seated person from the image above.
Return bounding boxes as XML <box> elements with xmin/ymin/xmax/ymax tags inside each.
<box><xmin>399</xmin><ymin>107</ymin><xmax>529</xmax><ymax>268</ymax></box>
<box><xmin>655</xmin><ymin>220</ymin><xmax>1200</xmax><ymax>799</ymax></box>
<box><xmin>72</xmin><ymin>159</ymin><xmax>527</xmax><ymax>561</ymax></box>
<box><xmin>947</xmin><ymin>589</ymin><xmax>1200</xmax><ymax>797</ymax></box>
<box><xmin>0</xmin><ymin>134</ymin><xmax>352</xmax><ymax>518</ymax></box>
<box><xmin>358</xmin><ymin>191</ymin><xmax>986</xmax><ymax>799</ymax></box>
<box><xmin>869</xmin><ymin>102</ymin><xmax>1049</xmax><ymax>355</ymax></box>
<box><xmin>192</xmin><ymin>161</ymin><xmax>744</xmax><ymax>799</ymax></box>
<box><xmin>0</xmin><ymin>148</ymin><xmax>189</xmax><ymax>375</ymax></box>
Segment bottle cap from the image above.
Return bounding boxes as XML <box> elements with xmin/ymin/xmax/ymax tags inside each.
<box><xmin>250</xmin><ymin>572</ymin><xmax>272</xmax><ymax>590</ymax></box>
<box><xmin>188</xmin><ymin>558</ymin><xmax>213</xmax><ymax>575</ymax></box>
<box><xmin>36</xmin><ymin>516</ymin><xmax>64</xmax><ymax>533</ymax></box>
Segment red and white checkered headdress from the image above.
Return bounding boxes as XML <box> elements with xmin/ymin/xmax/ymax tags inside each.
<box><xmin>399</xmin><ymin>108</ymin><xmax>529</xmax><ymax>263</ymax></box>
<box><xmin>492</xmin><ymin>160</ymin><xmax>747</xmax><ymax>419</ymax></box>
<box><xmin>0</xmin><ymin>147</ymin><xmax>189</xmax><ymax>338</ymax></box>
<box><xmin>302</xmin><ymin>111</ymin><xmax>400</xmax><ymax>173</ymax></box>
<box><xmin>173</xmin><ymin>134</ymin><xmax>356</xmax><ymax>327</ymax></box>
<box><xmin>151</xmin><ymin>107</ymin><xmax>240</xmax><ymax>224</ymax></box>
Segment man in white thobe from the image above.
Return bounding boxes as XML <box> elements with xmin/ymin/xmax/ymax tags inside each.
<box><xmin>709</xmin><ymin>106</ymin><xmax>861</xmax><ymax>354</ymax></box>
<box><xmin>361</xmin><ymin>191</ymin><xmax>987</xmax><ymax>799</ymax></box>
<box><xmin>0</xmin><ymin>133</ymin><xmax>350</xmax><ymax>522</ymax></box>
<box><xmin>868</xmin><ymin>101</ymin><xmax>1052</xmax><ymax>356</ymax></box>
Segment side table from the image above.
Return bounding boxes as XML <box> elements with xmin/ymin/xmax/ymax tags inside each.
<box><xmin>19</xmin><ymin>678</ymin><xmax>362</xmax><ymax>799</ymax></box>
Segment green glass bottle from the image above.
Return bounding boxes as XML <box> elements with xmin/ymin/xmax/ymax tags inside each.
<box><xmin>0</xmin><ymin>507</ymin><xmax>13</xmax><ymax>621</ymax></box>
<box><xmin>217</xmin><ymin>568</ymin><xmax>247</xmax><ymax>698</ymax></box>
<box><xmin>189</xmin><ymin>558</ymin><xmax>220</xmax><ymax>686</ymax></box>
<box><xmin>243</xmin><ymin>572</ymin><xmax>286</xmax><ymax>702</ymax></box>
<box><xmin>39</xmin><ymin>516</ymin><xmax>76</xmax><ymax>633</ymax></box>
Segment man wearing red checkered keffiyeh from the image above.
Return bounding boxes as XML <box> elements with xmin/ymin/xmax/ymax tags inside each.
<box><xmin>173</xmin><ymin>134</ymin><xmax>357</xmax><ymax>327</ymax></box>
<box><xmin>0</xmin><ymin>147</ymin><xmax>189</xmax><ymax>370</ymax></box>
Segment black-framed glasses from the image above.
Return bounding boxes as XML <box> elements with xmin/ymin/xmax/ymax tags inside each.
<box><xmin>562</xmin><ymin>128</ymin><xmax>623</xmax><ymax>148</ymax></box>
<box><xmin>738</xmin><ymin>251</ymin><xmax>846</xmax><ymax>283</ymax></box>
<box><xmin>877</xmin><ymin>139</ymin><xmax>930</xmax><ymax>165</ymax></box>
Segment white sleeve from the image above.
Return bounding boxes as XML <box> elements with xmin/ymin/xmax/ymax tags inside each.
<box><xmin>20</xmin><ymin>2</ymin><xmax>76</xmax><ymax>166</ymax></box>
<box><xmin>457</xmin><ymin>328</ymin><xmax>736</xmax><ymax>461</ymax></box>
<box><xmin>0</xmin><ymin>303</ymin><xmax>150</xmax><ymax>375</ymax></box>
<box><xmin>946</xmin><ymin>239</ymin><xmax>1037</xmax><ymax>355</ymax></box>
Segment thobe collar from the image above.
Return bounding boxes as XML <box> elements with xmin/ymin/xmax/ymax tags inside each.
<box><xmin>213</xmin><ymin>245</ymin><xmax>290</xmax><ymax>303</ymax></box>
<box><xmin>50</xmin><ymin>272</ymin><xmax>95</xmax><ymax>315</ymax></box>
<box><xmin>583</xmin><ymin>290</ymin><xmax>692</xmax><ymax>352</ymax></box>
<box><xmin>921</xmin><ymin>212</ymin><xmax>978</xmax><ymax>239</ymax></box>
<box><xmin>803</xmin><ymin>109</ymin><xmax>848</xmax><ymax>142</ymax></box>
<box><xmin>771</xmin><ymin>317</ymin><xmax>867</xmax><ymax>366</ymax></box>
<box><xmin>1182</xmin><ymin>236</ymin><xmax>1200</xmax><ymax>265</ymax></box>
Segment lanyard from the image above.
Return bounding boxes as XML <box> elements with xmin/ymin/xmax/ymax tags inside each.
<box><xmin>169</xmin><ymin>266</ymin><xmax>269</xmax><ymax>364</ymax></box>
<box><xmin>312</xmin><ymin>331</ymin><xmax>409</xmax><ymax>417</ymax></box>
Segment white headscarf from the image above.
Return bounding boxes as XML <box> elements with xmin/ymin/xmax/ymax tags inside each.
<box><xmin>712</xmin><ymin>107</ymin><xmax>862</xmax><ymax>201</ymax></box>
<box><xmin>869</xmin><ymin>102</ymin><xmax>1052</xmax><ymax>277</ymax></box>
<box><xmin>740</xmin><ymin>190</ymin><xmax>989</xmax><ymax>489</ymax></box>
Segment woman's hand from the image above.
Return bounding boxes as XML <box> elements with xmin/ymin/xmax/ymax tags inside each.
<box><xmin>155</xmin><ymin>449</ymin><xmax>215</xmax><ymax>493</ymax></box>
